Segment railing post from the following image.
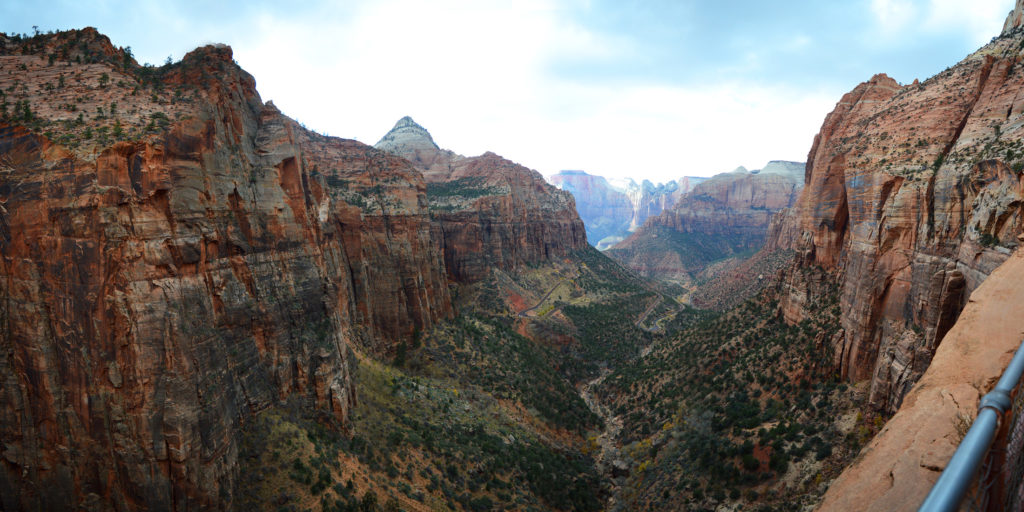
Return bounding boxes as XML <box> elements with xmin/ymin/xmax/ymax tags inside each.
<box><xmin>919</xmin><ymin>340</ymin><xmax>1024</xmax><ymax>512</ymax></box>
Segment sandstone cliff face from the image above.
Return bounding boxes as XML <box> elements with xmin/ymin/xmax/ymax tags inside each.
<box><xmin>547</xmin><ymin>170</ymin><xmax>634</xmax><ymax>247</ymax></box>
<box><xmin>816</xmin><ymin>246</ymin><xmax>1024</xmax><ymax>512</ymax></box>
<box><xmin>376</xmin><ymin>118</ymin><xmax>588</xmax><ymax>282</ymax></box>
<box><xmin>0</xmin><ymin>31</ymin><xmax>451</xmax><ymax>511</ymax></box>
<box><xmin>607</xmin><ymin>168</ymin><xmax>801</xmax><ymax>285</ymax></box>
<box><xmin>619</xmin><ymin>178</ymin><xmax>686</xmax><ymax>231</ymax></box>
<box><xmin>780</xmin><ymin>31</ymin><xmax>1024</xmax><ymax>412</ymax></box>
<box><xmin>549</xmin><ymin>172</ymin><xmax>706</xmax><ymax>250</ymax></box>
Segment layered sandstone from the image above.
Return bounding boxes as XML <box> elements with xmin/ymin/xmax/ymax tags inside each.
<box><xmin>549</xmin><ymin>172</ymin><xmax>709</xmax><ymax>250</ymax></box>
<box><xmin>607</xmin><ymin>167</ymin><xmax>801</xmax><ymax>285</ymax></box>
<box><xmin>780</xmin><ymin>30</ymin><xmax>1024</xmax><ymax>411</ymax></box>
<box><xmin>816</xmin><ymin>246</ymin><xmax>1024</xmax><ymax>511</ymax></box>
<box><xmin>0</xmin><ymin>31</ymin><xmax>451</xmax><ymax>511</ymax></box>
<box><xmin>617</xmin><ymin>178</ymin><xmax>688</xmax><ymax>231</ymax></box>
<box><xmin>376</xmin><ymin>118</ymin><xmax>588</xmax><ymax>282</ymax></box>
<box><xmin>547</xmin><ymin>170</ymin><xmax>634</xmax><ymax>247</ymax></box>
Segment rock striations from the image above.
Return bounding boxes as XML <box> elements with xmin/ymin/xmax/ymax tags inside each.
<box><xmin>806</xmin><ymin>2</ymin><xmax>1024</xmax><ymax>508</ymax></box>
<box><xmin>0</xmin><ymin>31</ymin><xmax>456</xmax><ymax>510</ymax></box>
<box><xmin>375</xmin><ymin>117</ymin><xmax>588</xmax><ymax>282</ymax></box>
<box><xmin>607</xmin><ymin>166</ymin><xmax>802</xmax><ymax>287</ymax></box>
<box><xmin>547</xmin><ymin>171</ymin><xmax>635</xmax><ymax>248</ymax></box>
<box><xmin>548</xmin><ymin>171</ymin><xmax>708</xmax><ymax>250</ymax></box>
<box><xmin>775</xmin><ymin>28</ymin><xmax>1024</xmax><ymax>414</ymax></box>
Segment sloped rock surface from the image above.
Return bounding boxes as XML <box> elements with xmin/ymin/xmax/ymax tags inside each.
<box><xmin>816</xmin><ymin>247</ymin><xmax>1024</xmax><ymax>512</ymax></box>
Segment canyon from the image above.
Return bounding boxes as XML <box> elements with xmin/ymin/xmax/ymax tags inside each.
<box><xmin>605</xmin><ymin>163</ymin><xmax>802</xmax><ymax>292</ymax></box>
<box><xmin>3</xmin><ymin>1</ymin><xmax>1024</xmax><ymax>509</ymax></box>
<box><xmin>547</xmin><ymin>171</ymin><xmax>707</xmax><ymax>250</ymax></box>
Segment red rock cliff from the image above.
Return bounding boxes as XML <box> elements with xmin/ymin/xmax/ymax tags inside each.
<box><xmin>607</xmin><ymin>168</ymin><xmax>801</xmax><ymax>284</ymax></box>
<box><xmin>781</xmin><ymin>36</ymin><xmax>1024</xmax><ymax>412</ymax></box>
<box><xmin>376</xmin><ymin>117</ymin><xmax>588</xmax><ymax>282</ymax></box>
<box><xmin>0</xmin><ymin>31</ymin><xmax>451</xmax><ymax>510</ymax></box>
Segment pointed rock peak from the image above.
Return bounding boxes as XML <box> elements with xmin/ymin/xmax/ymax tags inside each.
<box><xmin>393</xmin><ymin>116</ymin><xmax>423</xmax><ymax>129</ymax></box>
<box><xmin>1004</xmin><ymin>0</ymin><xmax>1024</xmax><ymax>35</ymax></box>
<box><xmin>375</xmin><ymin>116</ymin><xmax>439</xmax><ymax>152</ymax></box>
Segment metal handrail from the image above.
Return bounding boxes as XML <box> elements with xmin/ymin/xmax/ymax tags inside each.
<box><xmin>919</xmin><ymin>339</ymin><xmax>1024</xmax><ymax>512</ymax></box>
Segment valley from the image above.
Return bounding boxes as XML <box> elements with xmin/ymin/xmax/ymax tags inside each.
<box><xmin>3</xmin><ymin>4</ymin><xmax>1024</xmax><ymax>511</ymax></box>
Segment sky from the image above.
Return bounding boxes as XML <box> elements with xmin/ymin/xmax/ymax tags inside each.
<box><xmin>0</xmin><ymin>0</ymin><xmax>1014</xmax><ymax>182</ymax></box>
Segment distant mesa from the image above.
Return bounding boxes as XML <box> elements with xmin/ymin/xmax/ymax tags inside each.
<box><xmin>604</xmin><ymin>163</ymin><xmax>803</xmax><ymax>289</ymax></box>
<box><xmin>548</xmin><ymin>161</ymin><xmax>801</xmax><ymax>252</ymax></box>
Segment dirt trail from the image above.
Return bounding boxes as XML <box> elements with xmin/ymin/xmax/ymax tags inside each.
<box><xmin>517</xmin><ymin>279</ymin><xmax>568</xmax><ymax>317</ymax></box>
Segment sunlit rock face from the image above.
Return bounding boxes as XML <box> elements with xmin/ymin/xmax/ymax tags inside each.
<box><xmin>606</xmin><ymin>167</ymin><xmax>801</xmax><ymax>284</ymax></box>
<box><xmin>549</xmin><ymin>171</ymin><xmax>717</xmax><ymax>250</ymax></box>
<box><xmin>548</xmin><ymin>170</ymin><xmax>634</xmax><ymax>247</ymax></box>
<box><xmin>0</xmin><ymin>31</ymin><xmax>452</xmax><ymax>510</ymax></box>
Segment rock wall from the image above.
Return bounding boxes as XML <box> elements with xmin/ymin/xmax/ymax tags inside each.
<box><xmin>816</xmin><ymin>245</ymin><xmax>1024</xmax><ymax>512</ymax></box>
<box><xmin>547</xmin><ymin>170</ymin><xmax>634</xmax><ymax>247</ymax></box>
<box><xmin>607</xmin><ymin>169</ymin><xmax>800</xmax><ymax>284</ymax></box>
<box><xmin>782</xmin><ymin>33</ymin><xmax>1024</xmax><ymax>411</ymax></box>
<box><xmin>0</xmin><ymin>35</ymin><xmax>451</xmax><ymax>511</ymax></box>
<box><xmin>377</xmin><ymin>118</ymin><xmax>588</xmax><ymax>283</ymax></box>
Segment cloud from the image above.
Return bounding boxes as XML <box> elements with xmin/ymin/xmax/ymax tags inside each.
<box><xmin>869</xmin><ymin>0</ymin><xmax>1011</xmax><ymax>45</ymax></box>
<box><xmin>870</xmin><ymin>0</ymin><xmax>917</xmax><ymax>34</ymax></box>
<box><xmin>924</xmin><ymin>0</ymin><xmax>1008</xmax><ymax>46</ymax></box>
<box><xmin>1</xmin><ymin>0</ymin><xmax>1012</xmax><ymax>183</ymax></box>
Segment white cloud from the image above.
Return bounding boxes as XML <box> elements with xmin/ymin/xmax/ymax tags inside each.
<box><xmin>925</xmin><ymin>0</ymin><xmax>1008</xmax><ymax>46</ymax></box>
<box><xmin>225</xmin><ymin>0</ymin><xmax>836</xmax><ymax>183</ymax></box>
<box><xmin>869</xmin><ymin>0</ymin><xmax>1011</xmax><ymax>45</ymax></box>
<box><xmin>870</xmin><ymin>0</ymin><xmax>917</xmax><ymax>33</ymax></box>
<box><xmin>11</xmin><ymin>0</ymin><xmax>1000</xmax><ymax>184</ymax></box>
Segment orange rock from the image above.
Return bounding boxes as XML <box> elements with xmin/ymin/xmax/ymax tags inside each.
<box><xmin>607</xmin><ymin>168</ymin><xmax>801</xmax><ymax>284</ymax></box>
<box><xmin>817</xmin><ymin>247</ymin><xmax>1024</xmax><ymax>511</ymax></box>
<box><xmin>0</xmin><ymin>32</ymin><xmax>451</xmax><ymax>510</ymax></box>
<box><xmin>781</xmin><ymin>32</ymin><xmax>1024</xmax><ymax>411</ymax></box>
<box><xmin>376</xmin><ymin>118</ymin><xmax>588</xmax><ymax>282</ymax></box>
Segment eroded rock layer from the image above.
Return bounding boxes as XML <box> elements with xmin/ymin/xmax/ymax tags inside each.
<box><xmin>0</xmin><ymin>32</ymin><xmax>451</xmax><ymax>511</ymax></box>
<box><xmin>607</xmin><ymin>168</ymin><xmax>801</xmax><ymax>285</ymax></box>
<box><xmin>779</xmin><ymin>32</ymin><xmax>1024</xmax><ymax>412</ymax></box>
<box><xmin>376</xmin><ymin>118</ymin><xmax>588</xmax><ymax>282</ymax></box>
<box><xmin>547</xmin><ymin>170</ymin><xmax>634</xmax><ymax>247</ymax></box>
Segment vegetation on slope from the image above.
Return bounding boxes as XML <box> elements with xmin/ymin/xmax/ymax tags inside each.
<box><xmin>597</xmin><ymin>266</ymin><xmax>885</xmax><ymax>511</ymax></box>
<box><xmin>236</xmin><ymin>356</ymin><xmax>602</xmax><ymax>512</ymax></box>
<box><xmin>606</xmin><ymin>224</ymin><xmax>766</xmax><ymax>285</ymax></box>
<box><xmin>236</xmin><ymin>247</ymin><xmax>667</xmax><ymax>511</ymax></box>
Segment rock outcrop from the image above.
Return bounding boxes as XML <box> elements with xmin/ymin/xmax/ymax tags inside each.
<box><xmin>373</xmin><ymin>116</ymin><xmax>459</xmax><ymax>179</ymax></box>
<box><xmin>549</xmin><ymin>172</ymin><xmax>709</xmax><ymax>250</ymax></box>
<box><xmin>1004</xmin><ymin>0</ymin><xmax>1024</xmax><ymax>35</ymax></box>
<box><xmin>0</xmin><ymin>31</ymin><xmax>451</xmax><ymax>511</ymax></box>
<box><xmin>816</xmin><ymin>246</ymin><xmax>1024</xmax><ymax>512</ymax></box>
<box><xmin>607</xmin><ymin>167</ymin><xmax>801</xmax><ymax>286</ymax></box>
<box><xmin>778</xmin><ymin>31</ymin><xmax>1024</xmax><ymax>412</ymax></box>
<box><xmin>547</xmin><ymin>171</ymin><xmax>634</xmax><ymax>247</ymax></box>
<box><xmin>376</xmin><ymin>118</ymin><xmax>588</xmax><ymax>282</ymax></box>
